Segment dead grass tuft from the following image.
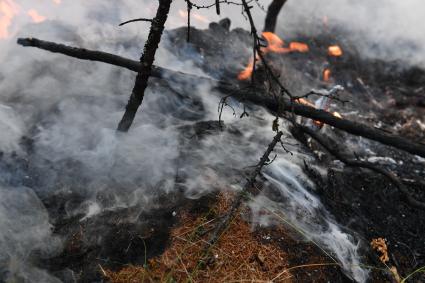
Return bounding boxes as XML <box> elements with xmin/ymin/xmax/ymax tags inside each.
<box><xmin>105</xmin><ymin>192</ymin><xmax>292</xmax><ymax>282</ymax></box>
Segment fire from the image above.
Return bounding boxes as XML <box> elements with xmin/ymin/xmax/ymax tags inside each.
<box><xmin>178</xmin><ymin>9</ymin><xmax>209</xmax><ymax>24</ymax></box>
<box><xmin>328</xmin><ymin>45</ymin><xmax>343</xmax><ymax>57</ymax></box>
<box><xmin>1</xmin><ymin>0</ymin><xmax>62</xmax><ymax>39</ymax></box>
<box><xmin>0</xmin><ymin>0</ymin><xmax>19</xmax><ymax>39</ymax></box>
<box><xmin>237</xmin><ymin>58</ymin><xmax>254</xmax><ymax>81</ymax></box>
<box><xmin>323</xmin><ymin>68</ymin><xmax>331</xmax><ymax>82</ymax></box>
<box><xmin>27</xmin><ymin>9</ymin><xmax>46</xmax><ymax>23</ymax></box>
<box><xmin>261</xmin><ymin>31</ymin><xmax>287</xmax><ymax>53</ymax></box>
<box><xmin>295</xmin><ymin>98</ymin><xmax>315</xmax><ymax>108</ymax></box>
<box><xmin>238</xmin><ymin>32</ymin><xmax>309</xmax><ymax>80</ymax></box>
<box><xmin>289</xmin><ymin>42</ymin><xmax>309</xmax><ymax>53</ymax></box>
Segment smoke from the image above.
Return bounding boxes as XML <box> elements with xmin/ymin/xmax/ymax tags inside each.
<box><xmin>276</xmin><ymin>0</ymin><xmax>425</xmax><ymax>67</ymax></box>
<box><xmin>248</xmin><ymin>159</ymin><xmax>368</xmax><ymax>282</ymax></box>
<box><xmin>0</xmin><ymin>186</ymin><xmax>62</xmax><ymax>283</ymax></box>
<box><xmin>1</xmin><ymin>0</ymin><xmax>422</xmax><ymax>282</ymax></box>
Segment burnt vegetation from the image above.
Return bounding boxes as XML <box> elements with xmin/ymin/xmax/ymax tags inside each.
<box><xmin>9</xmin><ymin>0</ymin><xmax>425</xmax><ymax>282</ymax></box>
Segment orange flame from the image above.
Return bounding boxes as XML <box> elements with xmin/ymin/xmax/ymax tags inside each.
<box><xmin>295</xmin><ymin>98</ymin><xmax>315</xmax><ymax>108</ymax></box>
<box><xmin>289</xmin><ymin>42</ymin><xmax>309</xmax><ymax>53</ymax></box>
<box><xmin>238</xmin><ymin>32</ymin><xmax>309</xmax><ymax>80</ymax></box>
<box><xmin>27</xmin><ymin>9</ymin><xmax>46</xmax><ymax>23</ymax></box>
<box><xmin>0</xmin><ymin>0</ymin><xmax>19</xmax><ymax>39</ymax></box>
<box><xmin>237</xmin><ymin>58</ymin><xmax>255</xmax><ymax>81</ymax></box>
<box><xmin>261</xmin><ymin>31</ymin><xmax>288</xmax><ymax>53</ymax></box>
<box><xmin>328</xmin><ymin>45</ymin><xmax>343</xmax><ymax>57</ymax></box>
<box><xmin>323</xmin><ymin>68</ymin><xmax>331</xmax><ymax>82</ymax></box>
<box><xmin>178</xmin><ymin>9</ymin><xmax>209</xmax><ymax>23</ymax></box>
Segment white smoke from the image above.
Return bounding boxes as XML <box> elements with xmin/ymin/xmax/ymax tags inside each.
<box><xmin>0</xmin><ymin>0</ymin><xmax>422</xmax><ymax>282</ymax></box>
<box><xmin>276</xmin><ymin>0</ymin><xmax>425</xmax><ymax>67</ymax></box>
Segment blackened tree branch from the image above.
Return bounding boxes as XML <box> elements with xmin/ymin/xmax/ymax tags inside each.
<box><xmin>119</xmin><ymin>18</ymin><xmax>152</xmax><ymax>26</ymax></box>
<box><xmin>297</xmin><ymin>124</ymin><xmax>425</xmax><ymax>210</ymax></box>
<box><xmin>117</xmin><ymin>0</ymin><xmax>172</xmax><ymax>132</ymax></box>
<box><xmin>201</xmin><ymin>131</ymin><xmax>284</xmax><ymax>260</ymax></box>
<box><xmin>16</xmin><ymin>37</ymin><xmax>210</xmax><ymax>82</ymax></box>
<box><xmin>263</xmin><ymin>0</ymin><xmax>287</xmax><ymax>32</ymax></box>
<box><xmin>17</xmin><ymin>38</ymin><xmax>425</xmax><ymax>158</ymax></box>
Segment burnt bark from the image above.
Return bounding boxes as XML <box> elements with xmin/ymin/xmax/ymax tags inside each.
<box><xmin>117</xmin><ymin>0</ymin><xmax>172</xmax><ymax>132</ymax></box>
<box><xmin>297</xmin><ymin>124</ymin><xmax>425</xmax><ymax>210</ymax></box>
<box><xmin>263</xmin><ymin>0</ymin><xmax>288</xmax><ymax>32</ymax></box>
<box><xmin>17</xmin><ymin>38</ymin><xmax>425</xmax><ymax>158</ymax></box>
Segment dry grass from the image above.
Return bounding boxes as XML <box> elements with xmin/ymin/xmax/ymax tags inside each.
<box><xmin>105</xmin><ymin>193</ymin><xmax>293</xmax><ymax>283</ymax></box>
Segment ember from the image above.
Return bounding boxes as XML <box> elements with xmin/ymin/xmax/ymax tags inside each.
<box><xmin>328</xmin><ymin>45</ymin><xmax>343</xmax><ymax>57</ymax></box>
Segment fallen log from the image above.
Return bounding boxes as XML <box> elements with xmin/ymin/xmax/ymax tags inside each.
<box><xmin>17</xmin><ymin>37</ymin><xmax>425</xmax><ymax>158</ymax></box>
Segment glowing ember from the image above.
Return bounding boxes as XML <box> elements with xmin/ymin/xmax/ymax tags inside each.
<box><xmin>27</xmin><ymin>9</ymin><xmax>46</xmax><ymax>23</ymax></box>
<box><xmin>328</xmin><ymin>45</ymin><xmax>343</xmax><ymax>57</ymax></box>
<box><xmin>333</xmin><ymin>111</ymin><xmax>342</xmax><ymax>119</ymax></box>
<box><xmin>0</xmin><ymin>0</ymin><xmax>19</xmax><ymax>39</ymax></box>
<box><xmin>323</xmin><ymin>68</ymin><xmax>331</xmax><ymax>82</ymax></box>
<box><xmin>296</xmin><ymin>98</ymin><xmax>316</xmax><ymax>108</ymax></box>
<box><xmin>289</xmin><ymin>42</ymin><xmax>309</xmax><ymax>53</ymax></box>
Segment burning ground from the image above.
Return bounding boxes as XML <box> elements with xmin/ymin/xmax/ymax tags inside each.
<box><xmin>1</xmin><ymin>1</ymin><xmax>425</xmax><ymax>282</ymax></box>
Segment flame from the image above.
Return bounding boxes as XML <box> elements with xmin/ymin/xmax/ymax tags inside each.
<box><xmin>27</xmin><ymin>9</ymin><xmax>46</xmax><ymax>23</ymax></box>
<box><xmin>1</xmin><ymin>0</ymin><xmax>61</xmax><ymax>40</ymax></box>
<box><xmin>238</xmin><ymin>32</ymin><xmax>309</xmax><ymax>80</ymax></box>
<box><xmin>237</xmin><ymin>58</ymin><xmax>254</xmax><ymax>81</ymax></box>
<box><xmin>289</xmin><ymin>42</ymin><xmax>309</xmax><ymax>53</ymax></box>
<box><xmin>0</xmin><ymin>0</ymin><xmax>19</xmax><ymax>39</ymax></box>
<box><xmin>261</xmin><ymin>31</ymin><xmax>288</xmax><ymax>53</ymax></box>
<box><xmin>328</xmin><ymin>45</ymin><xmax>343</xmax><ymax>57</ymax></box>
<box><xmin>178</xmin><ymin>9</ymin><xmax>209</xmax><ymax>23</ymax></box>
<box><xmin>295</xmin><ymin>98</ymin><xmax>316</xmax><ymax>108</ymax></box>
<box><xmin>323</xmin><ymin>68</ymin><xmax>331</xmax><ymax>82</ymax></box>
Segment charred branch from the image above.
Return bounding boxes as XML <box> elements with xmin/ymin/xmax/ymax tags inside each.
<box><xmin>201</xmin><ymin>131</ymin><xmax>284</xmax><ymax>261</ymax></box>
<box><xmin>119</xmin><ymin>18</ymin><xmax>152</xmax><ymax>26</ymax></box>
<box><xmin>117</xmin><ymin>0</ymin><xmax>172</xmax><ymax>132</ymax></box>
<box><xmin>263</xmin><ymin>0</ymin><xmax>288</xmax><ymax>32</ymax></box>
<box><xmin>16</xmin><ymin>37</ymin><xmax>208</xmax><ymax>82</ymax></box>
<box><xmin>17</xmin><ymin>38</ymin><xmax>425</xmax><ymax>158</ymax></box>
<box><xmin>297</xmin><ymin>124</ymin><xmax>425</xmax><ymax>210</ymax></box>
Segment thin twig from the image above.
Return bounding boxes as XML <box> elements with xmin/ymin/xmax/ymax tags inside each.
<box><xmin>200</xmin><ymin>131</ymin><xmax>284</xmax><ymax>261</ymax></box>
<box><xmin>119</xmin><ymin>18</ymin><xmax>152</xmax><ymax>26</ymax></box>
